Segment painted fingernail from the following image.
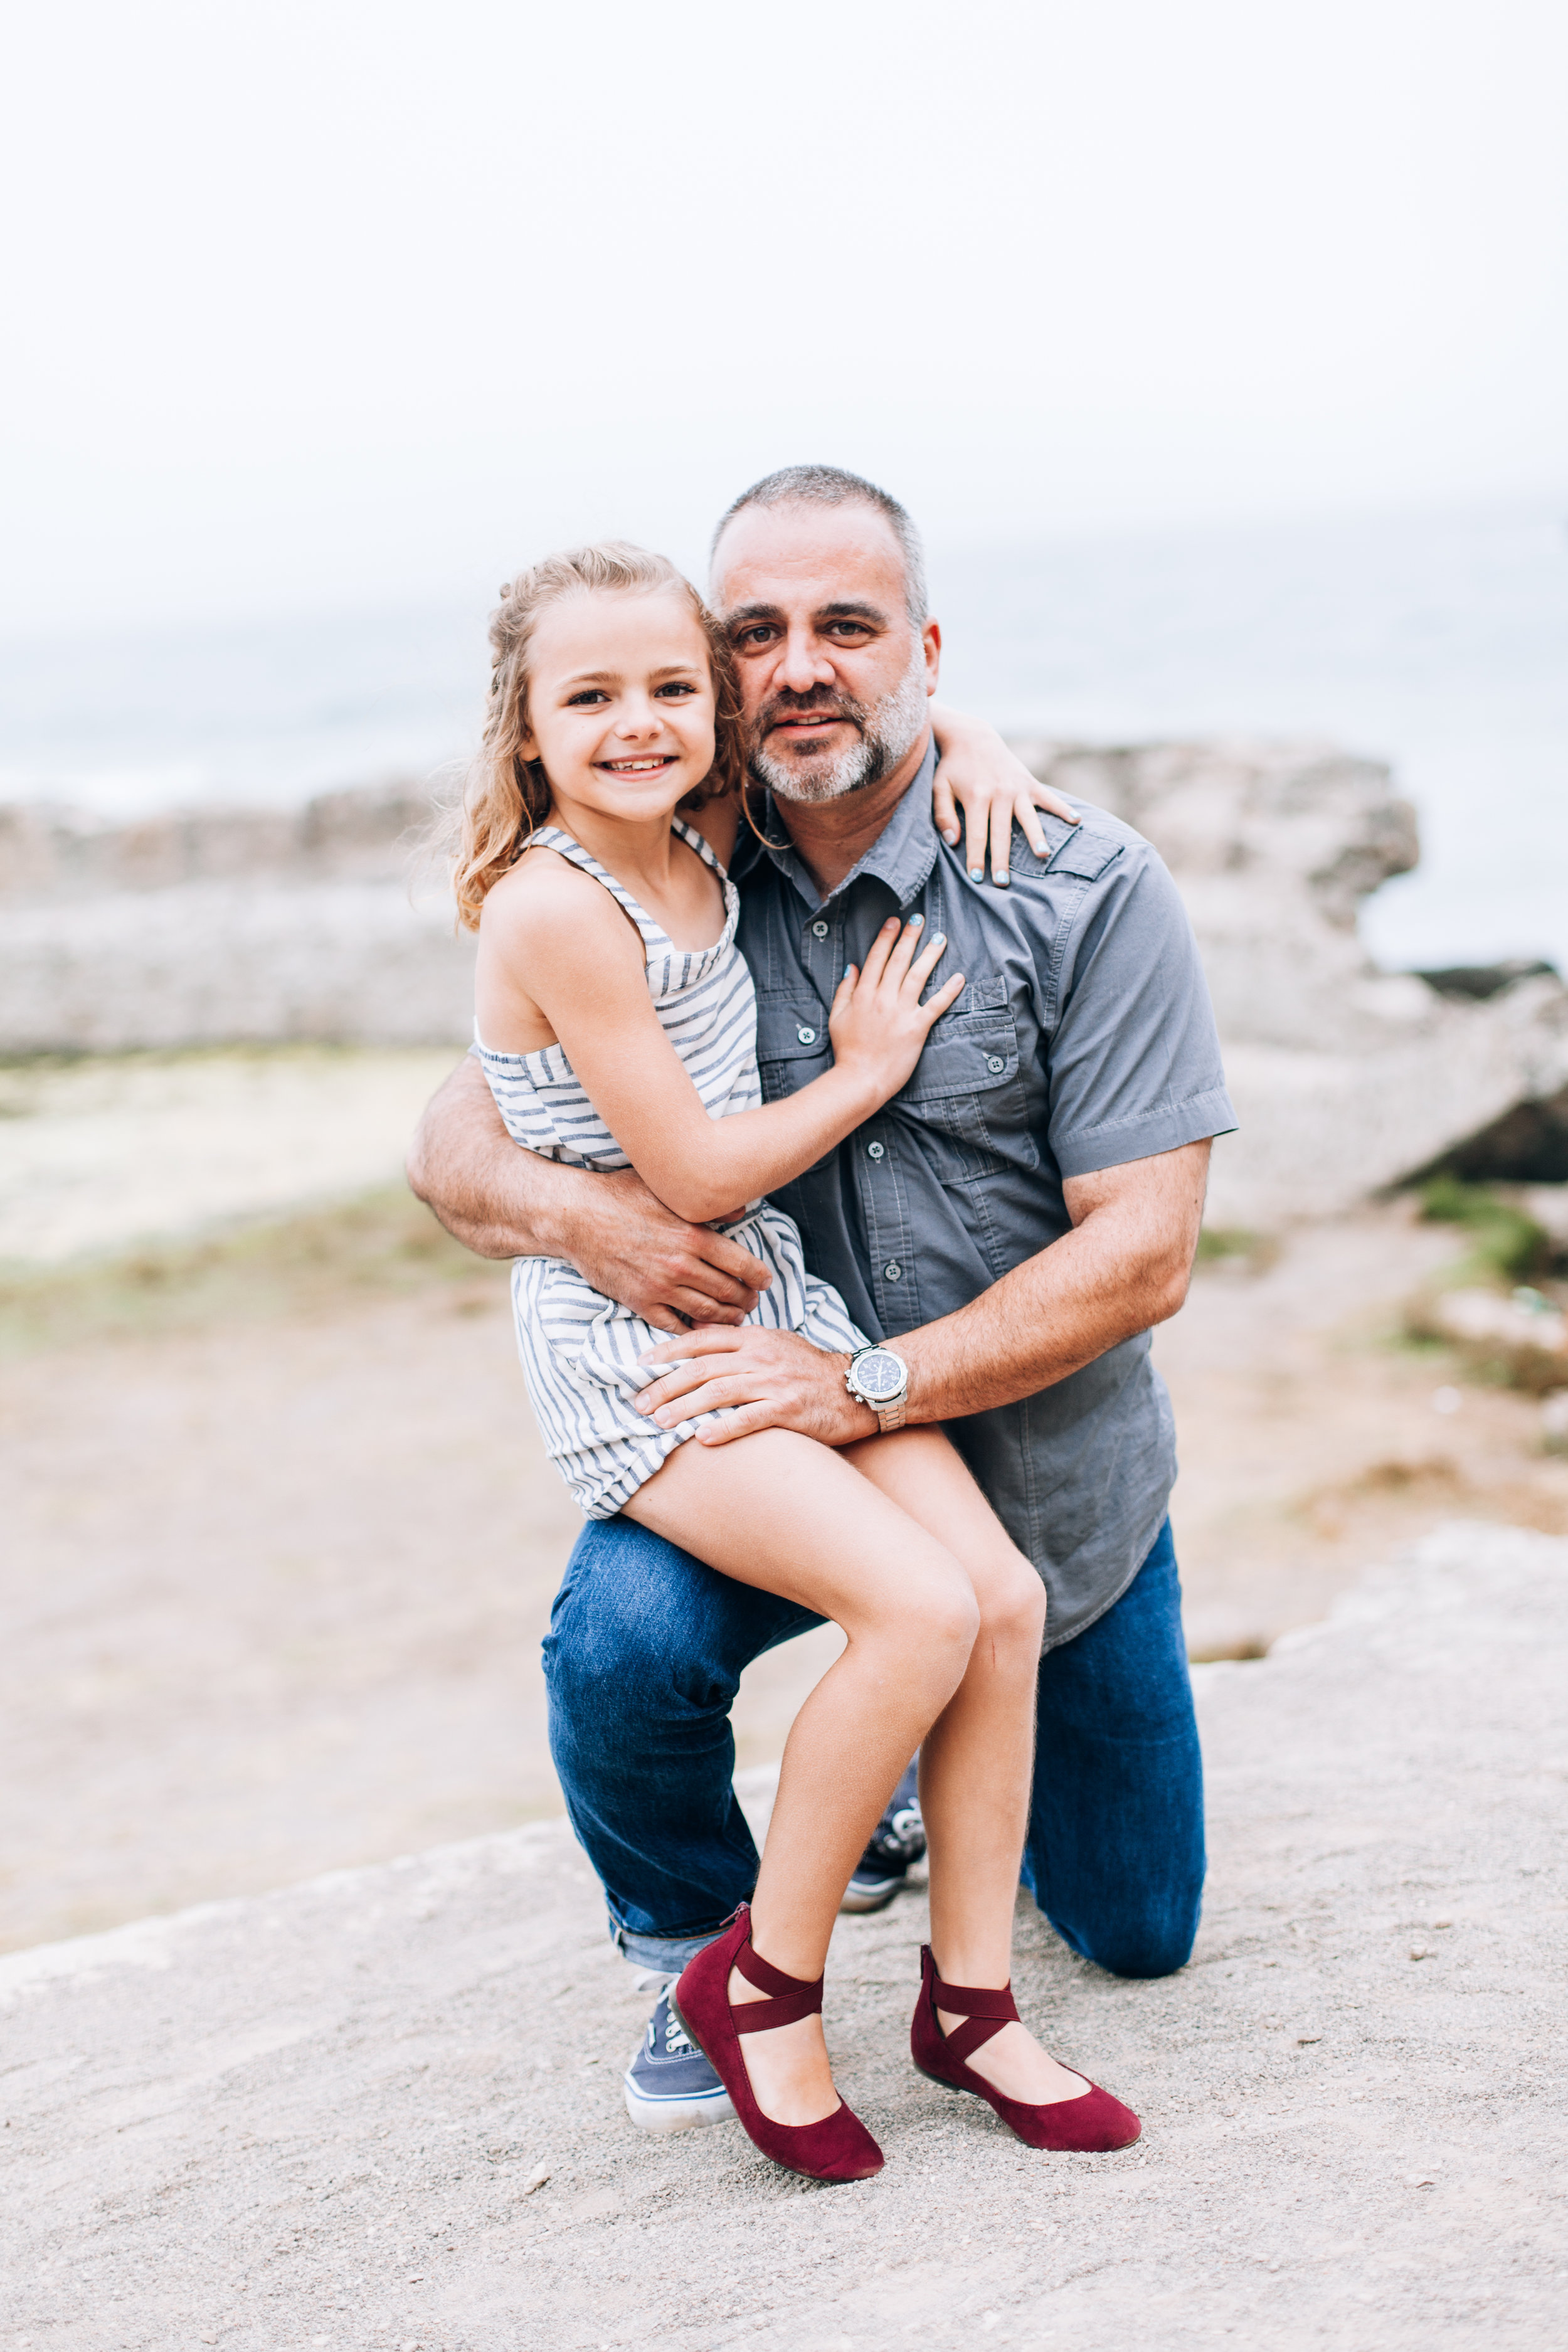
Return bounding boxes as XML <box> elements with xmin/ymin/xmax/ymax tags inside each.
<box><xmin>931</xmin><ymin>933</ymin><xmax>946</xmax><ymax>947</ymax></box>
<box><xmin>908</xmin><ymin>913</ymin><xmax>924</xmax><ymax>930</ymax></box>
<box><xmin>941</xmin><ymin>827</ymin><xmax>958</xmax><ymax>844</ymax></box>
<box><xmin>969</xmin><ymin>867</ymin><xmax>984</xmax><ymax>880</ymax></box>
<box><xmin>844</xmin><ymin>963</ymin><xmax>854</xmax><ymax>980</ymax></box>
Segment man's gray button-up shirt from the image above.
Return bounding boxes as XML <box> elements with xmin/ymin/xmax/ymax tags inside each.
<box><xmin>732</xmin><ymin>738</ymin><xmax>1236</xmax><ymax>1648</ymax></box>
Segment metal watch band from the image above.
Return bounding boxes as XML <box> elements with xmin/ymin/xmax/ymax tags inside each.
<box><xmin>847</xmin><ymin>1345</ymin><xmax>909</xmax><ymax>1436</ymax></box>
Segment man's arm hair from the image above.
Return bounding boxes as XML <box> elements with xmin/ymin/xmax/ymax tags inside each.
<box><xmin>898</xmin><ymin>1139</ymin><xmax>1210</xmax><ymax>1420</ymax></box>
<box><xmin>406</xmin><ymin>1054</ymin><xmax>566</xmax><ymax>1261</ymax></box>
<box><xmin>405</xmin><ymin>1054</ymin><xmax>773</xmax><ymax>1332</ymax></box>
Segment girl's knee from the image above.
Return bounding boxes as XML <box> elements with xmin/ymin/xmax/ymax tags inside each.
<box><xmin>901</xmin><ymin>1554</ymin><xmax>981</xmax><ymax>1666</ymax></box>
<box><xmin>980</xmin><ymin>1550</ymin><xmax>1048</xmax><ymax>1651</ymax></box>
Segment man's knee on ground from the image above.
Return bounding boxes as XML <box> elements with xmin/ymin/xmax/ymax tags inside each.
<box><xmin>1053</xmin><ymin>1883</ymin><xmax>1203</xmax><ymax>1981</ymax></box>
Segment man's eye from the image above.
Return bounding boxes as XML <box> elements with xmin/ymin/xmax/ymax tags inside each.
<box><xmin>826</xmin><ymin>622</ymin><xmax>871</xmax><ymax>640</ymax></box>
<box><xmin>734</xmin><ymin>625</ymin><xmax>777</xmax><ymax>649</ymax></box>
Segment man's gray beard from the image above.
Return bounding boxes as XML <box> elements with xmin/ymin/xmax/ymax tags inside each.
<box><xmin>748</xmin><ymin>639</ymin><xmax>931</xmax><ymax>805</ymax></box>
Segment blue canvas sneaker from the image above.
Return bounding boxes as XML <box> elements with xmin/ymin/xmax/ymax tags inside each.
<box><xmin>840</xmin><ymin>1759</ymin><xmax>926</xmax><ymax>1913</ymax></box>
<box><xmin>622</xmin><ymin>1988</ymin><xmax>736</xmax><ymax>2132</ymax></box>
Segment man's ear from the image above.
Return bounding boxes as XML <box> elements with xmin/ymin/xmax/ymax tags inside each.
<box><xmin>923</xmin><ymin>618</ymin><xmax>941</xmax><ymax>691</ymax></box>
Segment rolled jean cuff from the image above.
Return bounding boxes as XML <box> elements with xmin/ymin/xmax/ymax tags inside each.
<box><xmin>610</xmin><ymin>1918</ymin><xmax>729</xmax><ymax>1976</ymax></box>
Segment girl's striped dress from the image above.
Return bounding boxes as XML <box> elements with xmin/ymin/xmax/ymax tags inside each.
<box><xmin>475</xmin><ymin>819</ymin><xmax>867</xmax><ymax>1518</ymax></box>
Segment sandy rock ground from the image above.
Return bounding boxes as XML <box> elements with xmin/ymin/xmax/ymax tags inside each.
<box><xmin>3</xmin><ymin>1520</ymin><xmax>1564</xmax><ymax>2351</ymax></box>
<box><xmin>5</xmin><ymin>1157</ymin><xmax>1567</xmax><ymax>1954</ymax></box>
<box><xmin>0</xmin><ymin>1238</ymin><xmax>840</xmax><ymax>1952</ymax></box>
<box><xmin>0</xmin><ymin>1049</ymin><xmax>458</xmax><ymax>1262</ymax></box>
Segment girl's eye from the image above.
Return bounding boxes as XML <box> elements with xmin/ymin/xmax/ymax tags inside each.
<box><xmin>654</xmin><ymin>681</ymin><xmax>699</xmax><ymax>699</ymax></box>
<box><xmin>566</xmin><ymin>689</ymin><xmax>608</xmax><ymax>707</ymax></box>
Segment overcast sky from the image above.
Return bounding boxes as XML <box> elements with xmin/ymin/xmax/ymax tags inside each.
<box><xmin>4</xmin><ymin>0</ymin><xmax>1565</xmax><ymax>631</ymax></box>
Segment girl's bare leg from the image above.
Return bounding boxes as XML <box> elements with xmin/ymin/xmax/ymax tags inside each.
<box><xmin>846</xmin><ymin>1428</ymin><xmax>1091</xmax><ymax>2105</ymax></box>
<box><xmin>625</xmin><ymin>1428</ymin><xmax>982</xmax><ymax>2127</ymax></box>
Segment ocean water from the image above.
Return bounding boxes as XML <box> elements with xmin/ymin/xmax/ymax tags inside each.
<box><xmin>1</xmin><ymin>501</ymin><xmax>1564</xmax><ymax>975</ymax></box>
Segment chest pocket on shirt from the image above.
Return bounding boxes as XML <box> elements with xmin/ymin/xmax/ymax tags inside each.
<box><xmin>894</xmin><ymin>1004</ymin><xmax>1040</xmax><ymax>1177</ymax></box>
<box><xmin>755</xmin><ymin>991</ymin><xmax>836</xmax><ymax>1175</ymax></box>
<box><xmin>755</xmin><ymin>990</ymin><xmax>830</xmax><ymax>1097</ymax></box>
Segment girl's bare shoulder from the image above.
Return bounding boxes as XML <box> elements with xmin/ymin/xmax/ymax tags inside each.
<box><xmin>482</xmin><ymin>846</ymin><xmax>620</xmax><ymax>941</ymax></box>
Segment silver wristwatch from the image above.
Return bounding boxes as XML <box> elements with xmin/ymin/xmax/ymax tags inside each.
<box><xmin>845</xmin><ymin>1343</ymin><xmax>909</xmax><ymax>1434</ymax></box>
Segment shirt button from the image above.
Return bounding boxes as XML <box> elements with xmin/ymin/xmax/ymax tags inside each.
<box><xmin>797</xmin><ymin>1025</ymin><xmax>817</xmax><ymax>1044</ymax></box>
<box><xmin>811</xmin><ymin>920</ymin><xmax>829</xmax><ymax>939</ymax></box>
<box><xmin>884</xmin><ymin>1260</ymin><xmax>903</xmax><ymax>1281</ymax></box>
<box><xmin>867</xmin><ymin>1141</ymin><xmax>885</xmax><ymax>1161</ymax></box>
<box><xmin>986</xmin><ymin>1054</ymin><xmax>1005</xmax><ymax>1074</ymax></box>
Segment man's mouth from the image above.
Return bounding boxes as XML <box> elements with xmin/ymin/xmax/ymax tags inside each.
<box><xmin>766</xmin><ymin>711</ymin><xmax>856</xmax><ymax>741</ymax></box>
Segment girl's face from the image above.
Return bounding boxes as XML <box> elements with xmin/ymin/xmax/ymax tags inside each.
<box><xmin>519</xmin><ymin>586</ymin><xmax>718</xmax><ymax>823</ymax></box>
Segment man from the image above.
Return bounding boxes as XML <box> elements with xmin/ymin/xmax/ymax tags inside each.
<box><xmin>408</xmin><ymin>465</ymin><xmax>1235</xmax><ymax>2132</ymax></box>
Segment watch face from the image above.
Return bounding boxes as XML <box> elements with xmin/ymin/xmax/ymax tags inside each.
<box><xmin>854</xmin><ymin>1349</ymin><xmax>906</xmax><ymax>1401</ymax></box>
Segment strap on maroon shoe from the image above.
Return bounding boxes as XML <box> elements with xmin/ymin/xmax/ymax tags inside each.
<box><xmin>931</xmin><ymin>1967</ymin><xmax>1019</xmax><ymax>2064</ymax></box>
<box><xmin>730</xmin><ymin>1935</ymin><xmax>825</xmax><ymax>2033</ymax></box>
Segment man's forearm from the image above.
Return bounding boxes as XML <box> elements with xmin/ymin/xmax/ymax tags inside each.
<box><xmin>897</xmin><ymin>1143</ymin><xmax>1210</xmax><ymax>1422</ymax></box>
<box><xmin>406</xmin><ymin>1054</ymin><xmax>581</xmax><ymax>1261</ymax></box>
<box><xmin>406</xmin><ymin>1052</ymin><xmax>773</xmax><ymax>1328</ymax></box>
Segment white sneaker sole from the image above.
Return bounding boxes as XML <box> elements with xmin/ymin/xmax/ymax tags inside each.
<box><xmin>622</xmin><ymin>2072</ymin><xmax>737</xmax><ymax>2133</ymax></box>
<box><xmin>839</xmin><ymin>1877</ymin><xmax>904</xmax><ymax>1914</ymax></box>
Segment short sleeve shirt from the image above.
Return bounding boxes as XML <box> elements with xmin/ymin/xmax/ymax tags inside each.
<box><xmin>731</xmin><ymin>739</ymin><xmax>1236</xmax><ymax>1646</ymax></box>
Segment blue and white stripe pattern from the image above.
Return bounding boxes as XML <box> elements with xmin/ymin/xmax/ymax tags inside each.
<box><xmin>475</xmin><ymin>820</ymin><xmax>867</xmax><ymax>1518</ymax></box>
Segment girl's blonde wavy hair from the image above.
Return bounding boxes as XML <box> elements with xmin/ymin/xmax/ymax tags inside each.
<box><xmin>450</xmin><ymin>541</ymin><xmax>746</xmax><ymax>931</ymax></box>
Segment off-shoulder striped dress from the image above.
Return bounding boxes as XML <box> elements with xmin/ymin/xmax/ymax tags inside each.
<box><xmin>475</xmin><ymin>820</ymin><xmax>866</xmax><ymax>1518</ymax></box>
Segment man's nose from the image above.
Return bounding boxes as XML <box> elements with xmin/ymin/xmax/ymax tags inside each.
<box><xmin>773</xmin><ymin>627</ymin><xmax>836</xmax><ymax>696</ymax></box>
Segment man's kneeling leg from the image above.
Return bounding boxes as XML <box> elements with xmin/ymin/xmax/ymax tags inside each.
<box><xmin>1022</xmin><ymin>1520</ymin><xmax>1206</xmax><ymax>1979</ymax></box>
<box><xmin>543</xmin><ymin>1513</ymin><xmax>824</xmax><ymax>1973</ymax></box>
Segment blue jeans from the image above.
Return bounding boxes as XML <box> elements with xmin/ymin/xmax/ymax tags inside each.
<box><xmin>543</xmin><ymin>1515</ymin><xmax>1204</xmax><ymax>1981</ymax></box>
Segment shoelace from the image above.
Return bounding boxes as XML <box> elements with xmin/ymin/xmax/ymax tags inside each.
<box><xmin>651</xmin><ymin>2001</ymin><xmax>695</xmax><ymax>2058</ymax></box>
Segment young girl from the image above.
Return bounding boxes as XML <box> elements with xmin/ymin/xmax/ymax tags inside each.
<box><xmin>457</xmin><ymin>541</ymin><xmax>1140</xmax><ymax>2183</ymax></box>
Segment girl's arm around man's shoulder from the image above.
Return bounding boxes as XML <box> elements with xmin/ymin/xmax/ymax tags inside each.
<box><xmin>679</xmin><ymin>721</ymin><xmax>1080</xmax><ymax>889</ymax></box>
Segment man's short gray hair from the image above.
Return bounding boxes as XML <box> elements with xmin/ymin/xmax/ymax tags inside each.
<box><xmin>711</xmin><ymin>464</ymin><xmax>929</xmax><ymax>628</ymax></box>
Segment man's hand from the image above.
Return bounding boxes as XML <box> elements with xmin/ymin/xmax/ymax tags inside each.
<box><xmin>406</xmin><ymin>1054</ymin><xmax>772</xmax><ymax>1332</ymax></box>
<box><xmin>637</xmin><ymin>1139</ymin><xmax>1213</xmax><ymax>1438</ymax></box>
<box><xmin>563</xmin><ymin>1172</ymin><xmax>773</xmax><ymax>1333</ymax></box>
<box><xmin>637</xmin><ymin>1326</ymin><xmax>876</xmax><ymax>1444</ymax></box>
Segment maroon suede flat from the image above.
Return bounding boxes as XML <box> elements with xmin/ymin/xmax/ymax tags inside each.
<box><xmin>671</xmin><ymin>1905</ymin><xmax>883</xmax><ymax>2184</ymax></box>
<box><xmin>911</xmin><ymin>1943</ymin><xmax>1141</xmax><ymax>2151</ymax></box>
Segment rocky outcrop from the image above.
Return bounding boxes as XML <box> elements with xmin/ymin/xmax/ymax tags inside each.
<box><xmin>0</xmin><ymin>787</ymin><xmax>474</xmax><ymax>1052</ymax></box>
<box><xmin>0</xmin><ymin>783</ymin><xmax>432</xmax><ymax>898</ymax></box>
<box><xmin>1012</xmin><ymin>737</ymin><xmax>1568</xmax><ymax>1227</ymax></box>
<box><xmin>4</xmin><ymin>741</ymin><xmax>1566</xmax><ymax>1224</ymax></box>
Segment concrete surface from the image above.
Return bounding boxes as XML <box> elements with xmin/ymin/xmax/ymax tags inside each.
<box><xmin>2</xmin><ymin>1519</ymin><xmax>1565</xmax><ymax>2351</ymax></box>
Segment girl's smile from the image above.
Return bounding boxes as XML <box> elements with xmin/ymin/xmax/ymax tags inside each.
<box><xmin>518</xmin><ymin>585</ymin><xmax>718</xmax><ymax>827</ymax></box>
